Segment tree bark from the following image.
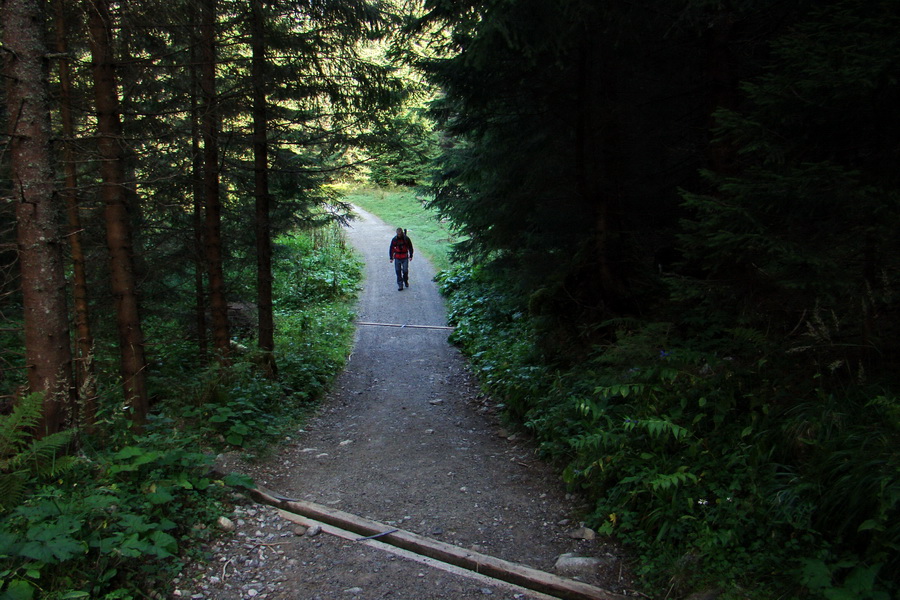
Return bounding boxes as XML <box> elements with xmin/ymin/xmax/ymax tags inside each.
<box><xmin>55</xmin><ymin>0</ymin><xmax>97</xmax><ymax>429</ymax></box>
<box><xmin>251</xmin><ymin>0</ymin><xmax>277</xmax><ymax>378</ymax></box>
<box><xmin>85</xmin><ymin>0</ymin><xmax>149</xmax><ymax>426</ymax></box>
<box><xmin>190</xmin><ymin>8</ymin><xmax>208</xmax><ymax>365</ymax></box>
<box><xmin>200</xmin><ymin>0</ymin><xmax>230</xmax><ymax>361</ymax></box>
<box><xmin>5</xmin><ymin>0</ymin><xmax>75</xmax><ymax>435</ymax></box>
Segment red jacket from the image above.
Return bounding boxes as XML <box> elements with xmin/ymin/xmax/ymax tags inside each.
<box><xmin>389</xmin><ymin>235</ymin><xmax>414</xmax><ymax>260</ymax></box>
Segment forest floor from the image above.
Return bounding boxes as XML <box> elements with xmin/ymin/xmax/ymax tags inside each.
<box><xmin>173</xmin><ymin>207</ymin><xmax>637</xmax><ymax>600</ymax></box>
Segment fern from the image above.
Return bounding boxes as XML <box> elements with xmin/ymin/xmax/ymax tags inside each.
<box><xmin>0</xmin><ymin>392</ymin><xmax>42</xmax><ymax>457</ymax></box>
<box><xmin>624</xmin><ymin>416</ymin><xmax>691</xmax><ymax>442</ymax></box>
<box><xmin>0</xmin><ymin>393</ymin><xmax>75</xmax><ymax>512</ymax></box>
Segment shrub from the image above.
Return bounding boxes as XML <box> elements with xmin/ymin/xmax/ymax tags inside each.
<box><xmin>0</xmin><ymin>221</ymin><xmax>361</xmax><ymax>599</ymax></box>
<box><xmin>440</xmin><ymin>263</ymin><xmax>900</xmax><ymax>599</ymax></box>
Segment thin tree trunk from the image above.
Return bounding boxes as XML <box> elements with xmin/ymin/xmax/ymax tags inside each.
<box><xmin>251</xmin><ymin>0</ymin><xmax>277</xmax><ymax>378</ymax></box>
<box><xmin>190</xmin><ymin>24</ymin><xmax>208</xmax><ymax>365</ymax></box>
<box><xmin>575</xmin><ymin>38</ymin><xmax>627</xmax><ymax>315</ymax></box>
<box><xmin>85</xmin><ymin>0</ymin><xmax>149</xmax><ymax>426</ymax></box>
<box><xmin>55</xmin><ymin>0</ymin><xmax>97</xmax><ymax>429</ymax></box>
<box><xmin>200</xmin><ymin>0</ymin><xmax>230</xmax><ymax>361</ymax></box>
<box><xmin>115</xmin><ymin>12</ymin><xmax>148</xmax><ymax>284</ymax></box>
<box><xmin>5</xmin><ymin>0</ymin><xmax>75</xmax><ymax>435</ymax></box>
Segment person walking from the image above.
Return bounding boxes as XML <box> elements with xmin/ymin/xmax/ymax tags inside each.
<box><xmin>389</xmin><ymin>228</ymin><xmax>414</xmax><ymax>291</ymax></box>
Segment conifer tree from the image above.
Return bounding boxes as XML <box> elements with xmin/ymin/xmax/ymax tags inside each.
<box><xmin>251</xmin><ymin>0</ymin><xmax>276</xmax><ymax>377</ymax></box>
<box><xmin>54</xmin><ymin>0</ymin><xmax>97</xmax><ymax>428</ymax></box>
<box><xmin>199</xmin><ymin>0</ymin><xmax>231</xmax><ymax>361</ymax></box>
<box><xmin>680</xmin><ymin>0</ymin><xmax>900</xmax><ymax>377</ymax></box>
<box><xmin>4</xmin><ymin>0</ymin><xmax>75</xmax><ymax>434</ymax></box>
<box><xmin>85</xmin><ymin>0</ymin><xmax>149</xmax><ymax>424</ymax></box>
<box><xmin>418</xmin><ymin>0</ymin><xmax>726</xmax><ymax>347</ymax></box>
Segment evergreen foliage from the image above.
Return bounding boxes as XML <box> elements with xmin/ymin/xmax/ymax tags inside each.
<box><xmin>415</xmin><ymin>0</ymin><xmax>793</xmax><ymax>354</ymax></box>
<box><xmin>421</xmin><ymin>0</ymin><xmax>900</xmax><ymax>597</ymax></box>
<box><xmin>679</xmin><ymin>0</ymin><xmax>900</xmax><ymax>380</ymax></box>
<box><xmin>368</xmin><ymin>109</ymin><xmax>440</xmax><ymax>187</ymax></box>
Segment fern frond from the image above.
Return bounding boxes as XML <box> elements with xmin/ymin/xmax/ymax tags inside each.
<box><xmin>0</xmin><ymin>393</ymin><xmax>77</xmax><ymax>513</ymax></box>
<box><xmin>0</xmin><ymin>393</ymin><xmax>44</xmax><ymax>457</ymax></box>
<box><xmin>0</xmin><ymin>471</ymin><xmax>27</xmax><ymax>513</ymax></box>
<box><xmin>13</xmin><ymin>430</ymin><xmax>75</xmax><ymax>475</ymax></box>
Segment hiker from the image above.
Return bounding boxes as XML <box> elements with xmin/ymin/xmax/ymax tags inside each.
<box><xmin>389</xmin><ymin>228</ymin><xmax>414</xmax><ymax>291</ymax></box>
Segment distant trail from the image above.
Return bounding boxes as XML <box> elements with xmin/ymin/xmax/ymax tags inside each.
<box><xmin>195</xmin><ymin>206</ymin><xmax>631</xmax><ymax>599</ymax></box>
<box><xmin>347</xmin><ymin>204</ymin><xmax>450</xmax><ymax>329</ymax></box>
<box><xmin>272</xmin><ymin>203</ymin><xmax>481</xmax><ymax>526</ymax></box>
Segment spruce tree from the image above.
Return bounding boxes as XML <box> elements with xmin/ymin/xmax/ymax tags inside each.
<box><xmin>680</xmin><ymin>0</ymin><xmax>900</xmax><ymax>378</ymax></box>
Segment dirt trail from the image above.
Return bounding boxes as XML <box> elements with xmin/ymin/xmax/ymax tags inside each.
<box><xmin>175</xmin><ymin>207</ymin><xmax>633</xmax><ymax>600</ymax></box>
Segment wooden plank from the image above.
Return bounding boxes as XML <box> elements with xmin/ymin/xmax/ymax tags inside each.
<box><xmin>355</xmin><ymin>320</ymin><xmax>455</xmax><ymax>331</ymax></box>
<box><xmin>248</xmin><ymin>487</ymin><xmax>627</xmax><ymax>600</ymax></box>
<box><xmin>277</xmin><ymin>510</ymin><xmax>562</xmax><ymax>600</ymax></box>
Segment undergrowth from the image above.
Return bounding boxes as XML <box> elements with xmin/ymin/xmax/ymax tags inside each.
<box><xmin>0</xmin><ymin>223</ymin><xmax>361</xmax><ymax>599</ymax></box>
<box><xmin>438</xmin><ymin>263</ymin><xmax>899</xmax><ymax>600</ymax></box>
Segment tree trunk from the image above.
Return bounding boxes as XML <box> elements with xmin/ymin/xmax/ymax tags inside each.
<box><xmin>5</xmin><ymin>0</ymin><xmax>75</xmax><ymax>435</ymax></box>
<box><xmin>115</xmin><ymin>11</ymin><xmax>149</xmax><ymax>285</ymax></box>
<box><xmin>190</xmin><ymin>32</ymin><xmax>209</xmax><ymax>365</ymax></box>
<box><xmin>85</xmin><ymin>0</ymin><xmax>149</xmax><ymax>426</ymax></box>
<box><xmin>55</xmin><ymin>0</ymin><xmax>97</xmax><ymax>429</ymax></box>
<box><xmin>575</xmin><ymin>37</ymin><xmax>628</xmax><ymax>316</ymax></box>
<box><xmin>200</xmin><ymin>0</ymin><xmax>230</xmax><ymax>361</ymax></box>
<box><xmin>251</xmin><ymin>0</ymin><xmax>277</xmax><ymax>378</ymax></box>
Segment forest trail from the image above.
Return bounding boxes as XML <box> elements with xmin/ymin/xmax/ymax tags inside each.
<box><xmin>178</xmin><ymin>207</ymin><xmax>632</xmax><ymax>599</ymax></box>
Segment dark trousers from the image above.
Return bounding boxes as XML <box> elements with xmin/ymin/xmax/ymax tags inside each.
<box><xmin>394</xmin><ymin>258</ymin><xmax>409</xmax><ymax>287</ymax></box>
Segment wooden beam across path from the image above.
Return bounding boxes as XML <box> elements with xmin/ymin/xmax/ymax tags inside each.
<box><xmin>276</xmin><ymin>509</ymin><xmax>562</xmax><ymax>600</ymax></box>
<box><xmin>248</xmin><ymin>487</ymin><xmax>628</xmax><ymax>600</ymax></box>
<box><xmin>355</xmin><ymin>320</ymin><xmax>455</xmax><ymax>331</ymax></box>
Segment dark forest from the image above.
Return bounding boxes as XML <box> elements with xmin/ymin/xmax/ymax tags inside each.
<box><xmin>1</xmin><ymin>1</ymin><xmax>898</xmax><ymax>598</ymax></box>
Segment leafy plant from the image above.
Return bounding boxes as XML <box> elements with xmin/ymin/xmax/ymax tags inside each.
<box><xmin>437</xmin><ymin>257</ymin><xmax>900</xmax><ymax>598</ymax></box>
<box><xmin>0</xmin><ymin>393</ymin><xmax>75</xmax><ymax>513</ymax></box>
<box><xmin>799</xmin><ymin>557</ymin><xmax>891</xmax><ymax>600</ymax></box>
<box><xmin>0</xmin><ymin>217</ymin><xmax>363</xmax><ymax>599</ymax></box>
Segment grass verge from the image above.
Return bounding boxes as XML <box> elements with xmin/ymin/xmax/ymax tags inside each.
<box><xmin>334</xmin><ymin>184</ymin><xmax>459</xmax><ymax>273</ymax></box>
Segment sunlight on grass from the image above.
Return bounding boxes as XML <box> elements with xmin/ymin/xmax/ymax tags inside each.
<box><xmin>333</xmin><ymin>184</ymin><xmax>458</xmax><ymax>273</ymax></box>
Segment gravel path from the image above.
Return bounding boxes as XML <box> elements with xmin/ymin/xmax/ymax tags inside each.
<box><xmin>174</xmin><ymin>207</ymin><xmax>634</xmax><ymax>600</ymax></box>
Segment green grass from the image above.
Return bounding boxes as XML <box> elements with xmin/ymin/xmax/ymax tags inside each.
<box><xmin>334</xmin><ymin>184</ymin><xmax>459</xmax><ymax>273</ymax></box>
